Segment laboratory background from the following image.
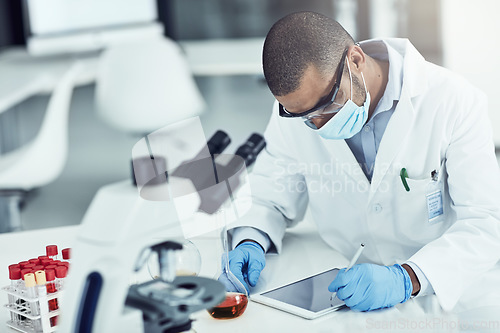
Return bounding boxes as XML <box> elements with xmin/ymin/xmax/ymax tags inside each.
<box><xmin>1</xmin><ymin>0</ymin><xmax>500</xmax><ymax>332</ymax></box>
<box><xmin>0</xmin><ymin>0</ymin><xmax>498</xmax><ymax>231</ymax></box>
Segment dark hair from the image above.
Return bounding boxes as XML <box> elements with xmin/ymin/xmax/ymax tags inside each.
<box><xmin>262</xmin><ymin>11</ymin><xmax>354</xmax><ymax>96</ymax></box>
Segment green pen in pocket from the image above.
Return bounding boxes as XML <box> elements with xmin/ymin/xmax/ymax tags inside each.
<box><xmin>400</xmin><ymin>168</ymin><xmax>410</xmax><ymax>192</ymax></box>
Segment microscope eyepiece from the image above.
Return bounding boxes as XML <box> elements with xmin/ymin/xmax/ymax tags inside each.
<box><xmin>234</xmin><ymin>133</ymin><xmax>266</xmax><ymax>168</ymax></box>
<box><xmin>207</xmin><ymin>130</ymin><xmax>230</xmax><ymax>156</ymax></box>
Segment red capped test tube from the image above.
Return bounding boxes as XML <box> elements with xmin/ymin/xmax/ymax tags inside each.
<box><xmin>46</xmin><ymin>245</ymin><xmax>59</xmax><ymax>260</ymax></box>
<box><xmin>55</xmin><ymin>266</ymin><xmax>68</xmax><ymax>290</ymax></box>
<box><xmin>9</xmin><ymin>264</ymin><xmax>20</xmax><ymax>271</ymax></box>
<box><xmin>33</xmin><ymin>265</ymin><xmax>44</xmax><ymax>271</ymax></box>
<box><xmin>18</xmin><ymin>261</ymin><xmax>30</xmax><ymax>269</ymax></box>
<box><xmin>45</xmin><ymin>269</ymin><xmax>59</xmax><ymax>327</ymax></box>
<box><xmin>29</xmin><ymin>258</ymin><xmax>41</xmax><ymax>265</ymax></box>
<box><xmin>24</xmin><ymin>264</ymin><xmax>35</xmax><ymax>271</ymax></box>
<box><xmin>62</xmin><ymin>248</ymin><xmax>71</xmax><ymax>263</ymax></box>
<box><xmin>9</xmin><ymin>267</ymin><xmax>22</xmax><ymax>290</ymax></box>
<box><xmin>8</xmin><ymin>267</ymin><xmax>22</xmax><ymax>323</ymax></box>
<box><xmin>45</xmin><ymin>265</ymin><xmax>57</xmax><ymax>272</ymax></box>
<box><xmin>41</xmin><ymin>259</ymin><xmax>53</xmax><ymax>267</ymax></box>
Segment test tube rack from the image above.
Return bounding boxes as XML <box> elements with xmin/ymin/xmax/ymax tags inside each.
<box><xmin>2</xmin><ymin>285</ymin><xmax>61</xmax><ymax>333</ymax></box>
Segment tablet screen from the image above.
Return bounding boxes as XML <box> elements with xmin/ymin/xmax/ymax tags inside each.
<box><xmin>260</xmin><ymin>268</ymin><xmax>344</xmax><ymax>312</ymax></box>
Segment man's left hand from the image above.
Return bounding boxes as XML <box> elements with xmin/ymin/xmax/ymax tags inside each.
<box><xmin>328</xmin><ymin>263</ymin><xmax>413</xmax><ymax>311</ymax></box>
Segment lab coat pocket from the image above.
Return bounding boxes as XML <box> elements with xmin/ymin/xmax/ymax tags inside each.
<box><xmin>393</xmin><ymin>164</ymin><xmax>448</xmax><ymax>245</ymax></box>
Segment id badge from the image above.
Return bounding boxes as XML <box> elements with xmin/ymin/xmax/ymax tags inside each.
<box><xmin>426</xmin><ymin>189</ymin><xmax>444</xmax><ymax>223</ymax></box>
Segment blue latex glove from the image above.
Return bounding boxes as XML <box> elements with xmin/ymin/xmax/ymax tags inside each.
<box><xmin>218</xmin><ymin>270</ymin><xmax>247</xmax><ymax>295</ymax></box>
<box><xmin>218</xmin><ymin>241</ymin><xmax>265</xmax><ymax>294</ymax></box>
<box><xmin>328</xmin><ymin>263</ymin><xmax>412</xmax><ymax>311</ymax></box>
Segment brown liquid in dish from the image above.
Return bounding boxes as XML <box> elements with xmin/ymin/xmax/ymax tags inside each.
<box><xmin>208</xmin><ymin>292</ymin><xmax>248</xmax><ymax>319</ymax></box>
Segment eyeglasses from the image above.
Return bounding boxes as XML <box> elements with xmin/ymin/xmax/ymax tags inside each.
<box><xmin>278</xmin><ymin>47</ymin><xmax>349</xmax><ymax>122</ymax></box>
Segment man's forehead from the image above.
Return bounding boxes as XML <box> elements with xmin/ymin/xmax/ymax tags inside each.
<box><xmin>299</xmin><ymin>64</ymin><xmax>333</xmax><ymax>90</ymax></box>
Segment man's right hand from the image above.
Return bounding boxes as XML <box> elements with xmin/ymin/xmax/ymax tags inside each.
<box><xmin>222</xmin><ymin>241</ymin><xmax>266</xmax><ymax>294</ymax></box>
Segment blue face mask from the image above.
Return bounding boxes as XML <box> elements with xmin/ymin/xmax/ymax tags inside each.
<box><xmin>316</xmin><ymin>63</ymin><xmax>370</xmax><ymax>140</ymax></box>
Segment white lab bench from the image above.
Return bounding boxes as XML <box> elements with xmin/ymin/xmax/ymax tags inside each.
<box><xmin>1</xmin><ymin>214</ymin><xmax>484</xmax><ymax>333</ymax></box>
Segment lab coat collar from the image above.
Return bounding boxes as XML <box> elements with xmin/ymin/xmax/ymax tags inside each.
<box><xmin>360</xmin><ymin>38</ymin><xmax>428</xmax><ymax>98</ymax></box>
<box><xmin>365</xmin><ymin>38</ymin><xmax>425</xmax><ymax>197</ymax></box>
<box><xmin>369</xmin><ymin>86</ymin><xmax>415</xmax><ymax>198</ymax></box>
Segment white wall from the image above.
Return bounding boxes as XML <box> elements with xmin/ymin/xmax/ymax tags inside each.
<box><xmin>369</xmin><ymin>0</ymin><xmax>402</xmax><ymax>39</ymax></box>
<box><xmin>441</xmin><ymin>0</ymin><xmax>500</xmax><ymax>146</ymax></box>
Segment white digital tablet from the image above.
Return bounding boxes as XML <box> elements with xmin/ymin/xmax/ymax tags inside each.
<box><xmin>251</xmin><ymin>268</ymin><xmax>346</xmax><ymax>319</ymax></box>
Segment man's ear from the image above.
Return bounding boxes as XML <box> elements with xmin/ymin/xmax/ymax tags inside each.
<box><xmin>348</xmin><ymin>44</ymin><xmax>366</xmax><ymax>73</ymax></box>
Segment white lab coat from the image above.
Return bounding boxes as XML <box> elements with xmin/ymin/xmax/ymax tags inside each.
<box><xmin>230</xmin><ymin>38</ymin><xmax>500</xmax><ymax>312</ymax></box>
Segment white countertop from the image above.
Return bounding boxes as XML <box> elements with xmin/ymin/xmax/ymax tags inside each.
<box><xmin>1</xmin><ymin>216</ymin><xmax>472</xmax><ymax>333</ymax></box>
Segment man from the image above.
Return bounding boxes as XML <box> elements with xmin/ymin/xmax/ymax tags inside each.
<box><xmin>225</xmin><ymin>11</ymin><xmax>500</xmax><ymax>312</ymax></box>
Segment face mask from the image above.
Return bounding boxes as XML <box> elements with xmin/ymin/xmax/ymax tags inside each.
<box><xmin>316</xmin><ymin>61</ymin><xmax>370</xmax><ymax>140</ymax></box>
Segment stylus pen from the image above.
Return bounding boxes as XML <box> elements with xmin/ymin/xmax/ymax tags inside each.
<box><xmin>330</xmin><ymin>243</ymin><xmax>366</xmax><ymax>302</ymax></box>
<box><xmin>345</xmin><ymin>243</ymin><xmax>365</xmax><ymax>272</ymax></box>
